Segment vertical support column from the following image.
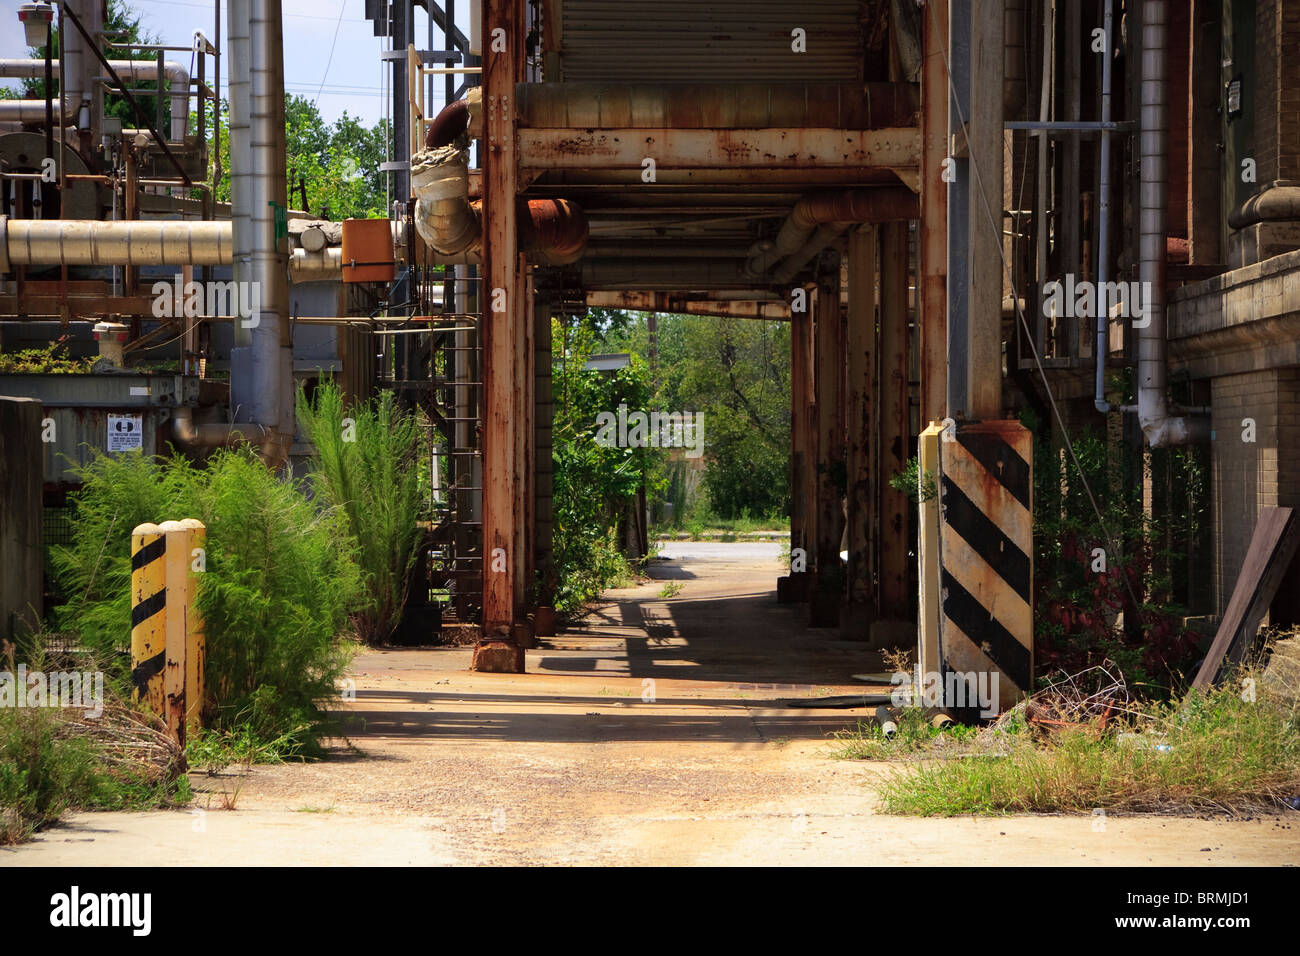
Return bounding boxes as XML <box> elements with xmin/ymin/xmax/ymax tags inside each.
<box><xmin>515</xmin><ymin>262</ymin><xmax>535</xmax><ymax>647</ymax></box>
<box><xmin>965</xmin><ymin>0</ymin><xmax>1006</xmax><ymax>420</ymax></box>
<box><xmin>845</xmin><ymin>226</ymin><xmax>877</xmax><ymax>629</ymax></box>
<box><xmin>479</xmin><ymin>0</ymin><xmax>525</xmax><ymax>661</ymax></box>
<box><xmin>534</xmin><ymin>296</ymin><xmax>555</xmax><ymax>613</ymax></box>
<box><xmin>878</xmin><ymin>222</ymin><xmax>911</xmax><ymax>625</ymax></box>
<box><xmin>920</xmin><ymin>0</ymin><xmax>949</xmax><ymax>426</ymax></box>
<box><xmin>783</xmin><ymin>298</ymin><xmax>815</xmax><ymax>602</ymax></box>
<box><xmin>811</xmin><ymin>265</ymin><xmax>845</xmax><ymax>627</ymax></box>
<box><xmin>946</xmin><ymin>0</ymin><xmax>972</xmax><ymax>418</ymax></box>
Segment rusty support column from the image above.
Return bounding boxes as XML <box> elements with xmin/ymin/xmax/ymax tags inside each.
<box><xmin>844</xmin><ymin>226</ymin><xmax>876</xmax><ymax>633</ymax></box>
<box><xmin>810</xmin><ymin>262</ymin><xmax>845</xmax><ymax>628</ymax></box>
<box><xmin>920</xmin><ymin>0</ymin><xmax>949</xmax><ymax>425</ymax></box>
<box><xmin>478</xmin><ymin>0</ymin><xmax>526</xmax><ymax>666</ymax></box>
<box><xmin>534</xmin><ymin>295</ymin><xmax>555</xmax><ymax>605</ymax></box>
<box><xmin>783</xmin><ymin>299</ymin><xmax>812</xmax><ymax>602</ymax></box>
<box><xmin>965</xmin><ymin>0</ymin><xmax>1005</xmax><ymax>420</ymax></box>
<box><xmin>878</xmin><ymin>221</ymin><xmax>911</xmax><ymax>627</ymax></box>
<box><xmin>515</xmin><ymin>264</ymin><xmax>536</xmax><ymax>648</ymax></box>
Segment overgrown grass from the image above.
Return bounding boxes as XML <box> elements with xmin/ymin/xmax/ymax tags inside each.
<box><xmin>867</xmin><ymin>675</ymin><xmax>1300</xmax><ymax>816</ymax></box>
<box><xmin>831</xmin><ymin>708</ymin><xmax>978</xmax><ymax>760</ymax></box>
<box><xmin>297</xmin><ymin>381</ymin><xmax>426</xmax><ymax>645</ymax></box>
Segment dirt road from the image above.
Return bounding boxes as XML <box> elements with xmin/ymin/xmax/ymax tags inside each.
<box><xmin>4</xmin><ymin>542</ymin><xmax>1296</xmax><ymax>866</ymax></box>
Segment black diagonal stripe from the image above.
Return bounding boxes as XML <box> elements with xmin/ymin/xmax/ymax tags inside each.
<box><xmin>131</xmin><ymin>650</ymin><xmax>166</xmax><ymax>693</ymax></box>
<box><xmin>131</xmin><ymin>589</ymin><xmax>166</xmax><ymax>628</ymax></box>
<box><xmin>131</xmin><ymin>536</ymin><xmax>166</xmax><ymax>570</ymax></box>
<box><xmin>940</xmin><ymin>569</ymin><xmax>1031</xmax><ymax>691</ymax></box>
<box><xmin>940</xmin><ymin>476</ymin><xmax>1031</xmax><ymax>601</ymax></box>
<box><xmin>954</xmin><ymin>431</ymin><xmax>1031</xmax><ymax>511</ymax></box>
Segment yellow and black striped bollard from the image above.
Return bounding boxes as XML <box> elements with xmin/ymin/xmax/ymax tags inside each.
<box><xmin>130</xmin><ymin>523</ymin><xmax>167</xmax><ymax>713</ymax></box>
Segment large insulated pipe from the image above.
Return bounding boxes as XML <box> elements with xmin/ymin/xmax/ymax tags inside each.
<box><xmin>745</xmin><ymin>187</ymin><xmax>918</xmax><ymax>279</ymax></box>
<box><xmin>0</xmin><ymin>57</ymin><xmax>189</xmax><ymax>140</ymax></box>
<box><xmin>1136</xmin><ymin>0</ymin><xmax>1206</xmax><ymax>446</ymax></box>
<box><xmin>0</xmin><ymin>215</ymin><xmax>344</xmax><ymax>280</ymax></box>
<box><xmin>227</xmin><ymin>0</ymin><xmax>292</xmax><ymax>466</ymax></box>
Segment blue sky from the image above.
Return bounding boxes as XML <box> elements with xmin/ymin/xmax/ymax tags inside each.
<box><xmin>1</xmin><ymin>0</ymin><xmax>468</xmax><ymax>128</ymax></box>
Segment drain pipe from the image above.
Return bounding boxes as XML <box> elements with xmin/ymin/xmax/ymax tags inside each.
<box><xmin>745</xmin><ymin>187</ymin><xmax>918</xmax><ymax>279</ymax></box>
<box><xmin>1093</xmin><ymin>0</ymin><xmax>1114</xmax><ymax>413</ymax></box>
<box><xmin>227</xmin><ymin>0</ymin><xmax>292</xmax><ymax>467</ymax></box>
<box><xmin>1135</xmin><ymin>0</ymin><xmax>1206</xmax><ymax>446</ymax></box>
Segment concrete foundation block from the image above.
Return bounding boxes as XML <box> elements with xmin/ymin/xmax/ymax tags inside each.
<box><xmin>471</xmin><ymin>641</ymin><xmax>525</xmax><ymax>673</ymax></box>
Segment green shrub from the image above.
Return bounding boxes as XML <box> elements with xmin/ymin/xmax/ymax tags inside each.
<box><xmin>296</xmin><ymin>381</ymin><xmax>426</xmax><ymax>645</ymax></box>
<box><xmin>52</xmin><ymin>449</ymin><xmax>361</xmax><ymax>752</ymax></box>
<box><xmin>0</xmin><ymin>706</ymin><xmax>98</xmax><ymax>844</ymax></box>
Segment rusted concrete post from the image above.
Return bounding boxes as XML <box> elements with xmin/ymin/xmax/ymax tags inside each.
<box><xmin>810</xmin><ymin>265</ymin><xmax>845</xmax><ymax>627</ymax></box>
<box><xmin>844</xmin><ymin>226</ymin><xmax>877</xmax><ymax>630</ymax></box>
<box><xmin>919</xmin><ymin>0</ymin><xmax>949</xmax><ymax>426</ymax></box>
<box><xmin>479</xmin><ymin>0</ymin><xmax>526</xmax><ymax>666</ymax></box>
<box><xmin>878</xmin><ymin>221</ymin><xmax>911</xmax><ymax>625</ymax></box>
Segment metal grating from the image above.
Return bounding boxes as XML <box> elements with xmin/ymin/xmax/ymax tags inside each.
<box><xmin>558</xmin><ymin>0</ymin><xmax>866</xmax><ymax>84</ymax></box>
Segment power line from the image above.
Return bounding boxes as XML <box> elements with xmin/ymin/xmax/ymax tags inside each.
<box><xmin>314</xmin><ymin>1</ymin><xmax>348</xmax><ymax>107</ymax></box>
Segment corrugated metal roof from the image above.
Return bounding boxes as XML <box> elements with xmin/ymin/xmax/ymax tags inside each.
<box><xmin>558</xmin><ymin>0</ymin><xmax>866</xmax><ymax>84</ymax></box>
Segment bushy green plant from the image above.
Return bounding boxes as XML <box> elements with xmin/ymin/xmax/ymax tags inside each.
<box><xmin>551</xmin><ymin>318</ymin><xmax>658</xmax><ymax>612</ymax></box>
<box><xmin>52</xmin><ymin>449</ymin><xmax>361</xmax><ymax>751</ymax></box>
<box><xmin>297</xmin><ymin>381</ymin><xmax>426</xmax><ymax>645</ymax></box>
<box><xmin>0</xmin><ymin>706</ymin><xmax>97</xmax><ymax>844</ymax></box>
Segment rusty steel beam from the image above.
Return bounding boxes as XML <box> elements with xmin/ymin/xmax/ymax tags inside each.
<box><xmin>810</xmin><ymin>270</ymin><xmax>845</xmax><ymax>628</ymax></box>
<box><xmin>919</xmin><ymin>0</ymin><xmax>949</xmax><ymax>425</ymax></box>
<box><xmin>584</xmin><ymin>291</ymin><xmax>790</xmax><ymax>320</ymax></box>
<box><xmin>517</xmin><ymin>128</ymin><xmax>921</xmax><ymax>172</ymax></box>
<box><xmin>879</xmin><ymin>222</ymin><xmax>911</xmax><ymax>620</ymax></box>
<box><xmin>514</xmin><ymin>82</ymin><xmax>919</xmax><ymax>130</ymax></box>
<box><xmin>480</xmin><ymin>0</ymin><xmax>525</xmax><ymax>650</ymax></box>
<box><xmin>845</xmin><ymin>226</ymin><xmax>876</xmax><ymax>612</ymax></box>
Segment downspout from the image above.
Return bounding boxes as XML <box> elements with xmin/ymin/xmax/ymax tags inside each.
<box><xmin>1094</xmin><ymin>0</ymin><xmax>1114</xmax><ymax>412</ymax></box>
<box><xmin>1135</xmin><ymin>0</ymin><xmax>1207</xmax><ymax>446</ymax></box>
<box><xmin>0</xmin><ymin>58</ymin><xmax>189</xmax><ymax>140</ymax></box>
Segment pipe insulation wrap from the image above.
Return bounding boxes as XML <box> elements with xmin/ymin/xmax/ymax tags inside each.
<box><xmin>411</xmin><ymin>145</ymin><xmax>482</xmax><ymax>255</ymax></box>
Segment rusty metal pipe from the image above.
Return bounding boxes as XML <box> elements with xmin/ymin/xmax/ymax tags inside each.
<box><xmin>426</xmin><ymin>98</ymin><xmax>470</xmax><ymax>148</ymax></box>
<box><xmin>747</xmin><ymin>187</ymin><xmax>918</xmax><ymax>278</ymax></box>
<box><xmin>518</xmin><ymin>198</ymin><xmax>588</xmax><ymax>265</ymax></box>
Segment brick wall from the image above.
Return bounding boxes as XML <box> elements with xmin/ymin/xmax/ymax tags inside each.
<box><xmin>1256</xmin><ymin>0</ymin><xmax>1300</xmax><ymax>185</ymax></box>
<box><xmin>1210</xmin><ymin>367</ymin><xmax>1300</xmax><ymax>621</ymax></box>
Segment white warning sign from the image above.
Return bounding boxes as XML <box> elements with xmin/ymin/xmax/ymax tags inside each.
<box><xmin>107</xmin><ymin>414</ymin><xmax>144</xmax><ymax>452</ymax></box>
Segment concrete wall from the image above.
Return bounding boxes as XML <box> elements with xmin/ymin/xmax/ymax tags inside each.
<box><xmin>0</xmin><ymin>396</ymin><xmax>44</xmax><ymax>640</ymax></box>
